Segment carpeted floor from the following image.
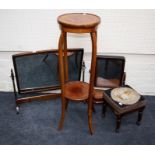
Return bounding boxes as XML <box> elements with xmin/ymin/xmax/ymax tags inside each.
<box><xmin>0</xmin><ymin>92</ymin><xmax>155</xmax><ymax>145</ymax></box>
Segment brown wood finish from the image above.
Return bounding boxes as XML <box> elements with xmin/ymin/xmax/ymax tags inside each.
<box><xmin>88</xmin><ymin>31</ymin><xmax>97</xmax><ymax>134</ymax></box>
<box><xmin>58</xmin><ymin>13</ymin><xmax>100</xmax><ymax>28</ymax></box>
<box><xmin>93</xmin><ymin>89</ymin><xmax>104</xmax><ymax>101</ymax></box>
<box><xmin>63</xmin><ymin>32</ymin><xmax>69</xmax><ymax>82</ymax></box>
<box><xmin>16</xmin><ymin>93</ymin><xmax>60</xmax><ymax>104</ymax></box>
<box><xmin>94</xmin><ymin>55</ymin><xmax>126</xmax><ymax>88</ymax></box>
<box><xmin>96</xmin><ymin>78</ymin><xmax>120</xmax><ymax>88</ymax></box>
<box><xmin>64</xmin><ymin>81</ymin><xmax>89</xmax><ymax>101</ymax></box>
<box><xmin>57</xmin><ymin>13</ymin><xmax>100</xmax><ymax>134</ymax></box>
<box><xmin>93</xmin><ymin>55</ymin><xmax>126</xmax><ymax>105</ymax></box>
<box><xmin>57</xmin><ymin>32</ymin><xmax>67</xmax><ymax>130</ymax></box>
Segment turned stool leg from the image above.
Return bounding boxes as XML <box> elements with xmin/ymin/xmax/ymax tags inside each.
<box><xmin>102</xmin><ymin>101</ymin><xmax>107</xmax><ymax>117</ymax></box>
<box><xmin>136</xmin><ymin>107</ymin><xmax>145</xmax><ymax>126</ymax></box>
<box><xmin>115</xmin><ymin>114</ymin><xmax>122</xmax><ymax>133</ymax></box>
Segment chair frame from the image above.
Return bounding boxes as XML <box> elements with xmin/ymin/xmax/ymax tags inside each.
<box><xmin>94</xmin><ymin>55</ymin><xmax>126</xmax><ymax>88</ymax></box>
<box><xmin>93</xmin><ymin>55</ymin><xmax>126</xmax><ymax>105</ymax></box>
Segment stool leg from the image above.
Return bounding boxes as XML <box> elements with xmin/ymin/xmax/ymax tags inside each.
<box><xmin>115</xmin><ymin>114</ymin><xmax>122</xmax><ymax>133</ymax></box>
<box><xmin>136</xmin><ymin>107</ymin><xmax>145</xmax><ymax>126</ymax></box>
<box><xmin>102</xmin><ymin>101</ymin><xmax>107</xmax><ymax>117</ymax></box>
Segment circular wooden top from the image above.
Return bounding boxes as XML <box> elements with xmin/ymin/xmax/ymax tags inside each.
<box><xmin>64</xmin><ymin>81</ymin><xmax>89</xmax><ymax>101</ymax></box>
<box><xmin>58</xmin><ymin>13</ymin><xmax>100</xmax><ymax>28</ymax></box>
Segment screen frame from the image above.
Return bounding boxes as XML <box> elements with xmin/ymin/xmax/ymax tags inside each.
<box><xmin>12</xmin><ymin>48</ymin><xmax>84</xmax><ymax>94</ymax></box>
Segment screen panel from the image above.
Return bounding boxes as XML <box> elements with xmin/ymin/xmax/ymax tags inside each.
<box><xmin>13</xmin><ymin>48</ymin><xmax>83</xmax><ymax>93</ymax></box>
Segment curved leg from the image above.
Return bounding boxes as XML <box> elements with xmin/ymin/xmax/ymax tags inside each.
<box><xmin>58</xmin><ymin>32</ymin><xmax>66</xmax><ymax>130</ymax></box>
<box><xmin>92</xmin><ymin>102</ymin><xmax>96</xmax><ymax>113</ymax></box>
<box><xmin>88</xmin><ymin>104</ymin><xmax>93</xmax><ymax>135</ymax></box>
<box><xmin>58</xmin><ymin>97</ymin><xmax>66</xmax><ymax>130</ymax></box>
<box><xmin>64</xmin><ymin>32</ymin><xmax>69</xmax><ymax>82</ymax></box>
<box><xmin>87</xmin><ymin>31</ymin><xmax>97</xmax><ymax>135</ymax></box>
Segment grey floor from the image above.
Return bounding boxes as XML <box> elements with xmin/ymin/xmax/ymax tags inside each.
<box><xmin>0</xmin><ymin>92</ymin><xmax>155</xmax><ymax>145</ymax></box>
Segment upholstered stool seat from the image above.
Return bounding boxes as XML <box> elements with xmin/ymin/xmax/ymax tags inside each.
<box><xmin>102</xmin><ymin>85</ymin><xmax>146</xmax><ymax>132</ymax></box>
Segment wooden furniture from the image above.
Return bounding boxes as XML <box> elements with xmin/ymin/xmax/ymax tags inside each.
<box><xmin>11</xmin><ymin>48</ymin><xmax>84</xmax><ymax>113</ymax></box>
<box><xmin>93</xmin><ymin>55</ymin><xmax>126</xmax><ymax>104</ymax></box>
<box><xmin>103</xmin><ymin>85</ymin><xmax>146</xmax><ymax>132</ymax></box>
<box><xmin>57</xmin><ymin>13</ymin><xmax>100</xmax><ymax>134</ymax></box>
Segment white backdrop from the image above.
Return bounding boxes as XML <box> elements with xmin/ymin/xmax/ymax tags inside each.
<box><xmin>0</xmin><ymin>9</ymin><xmax>155</xmax><ymax>54</ymax></box>
<box><xmin>0</xmin><ymin>9</ymin><xmax>155</xmax><ymax>95</ymax></box>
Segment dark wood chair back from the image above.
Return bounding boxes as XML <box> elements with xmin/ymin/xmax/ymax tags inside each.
<box><xmin>95</xmin><ymin>55</ymin><xmax>126</xmax><ymax>88</ymax></box>
<box><xmin>93</xmin><ymin>55</ymin><xmax>126</xmax><ymax>104</ymax></box>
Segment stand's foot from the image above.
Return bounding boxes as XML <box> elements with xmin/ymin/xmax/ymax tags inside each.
<box><xmin>58</xmin><ymin>117</ymin><xmax>64</xmax><ymax>130</ymax></box>
<box><xmin>88</xmin><ymin>107</ymin><xmax>93</xmax><ymax>135</ymax></box>
<box><xmin>58</xmin><ymin>97</ymin><xmax>66</xmax><ymax>130</ymax></box>
<box><xmin>88</xmin><ymin>120</ymin><xmax>93</xmax><ymax>135</ymax></box>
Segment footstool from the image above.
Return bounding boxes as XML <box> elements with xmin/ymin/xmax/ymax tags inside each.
<box><xmin>102</xmin><ymin>85</ymin><xmax>146</xmax><ymax>132</ymax></box>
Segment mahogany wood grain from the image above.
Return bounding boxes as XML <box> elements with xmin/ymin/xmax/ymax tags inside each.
<box><xmin>57</xmin><ymin>13</ymin><xmax>100</xmax><ymax>134</ymax></box>
<box><xmin>57</xmin><ymin>32</ymin><xmax>67</xmax><ymax>130</ymax></box>
<box><xmin>64</xmin><ymin>81</ymin><xmax>89</xmax><ymax>101</ymax></box>
<box><xmin>93</xmin><ymin>89</ymin><xmax>104</xmax><ymax>101</ymax></box>
<box><xmin>16</xmin><ymin>93</ymin><xmax>60</xmax><ymax>104</ymax></box>
<box><xmin>58</xmin><ymin>13</ymin><xmax>100</xmax><ymax>28</ymax></box>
